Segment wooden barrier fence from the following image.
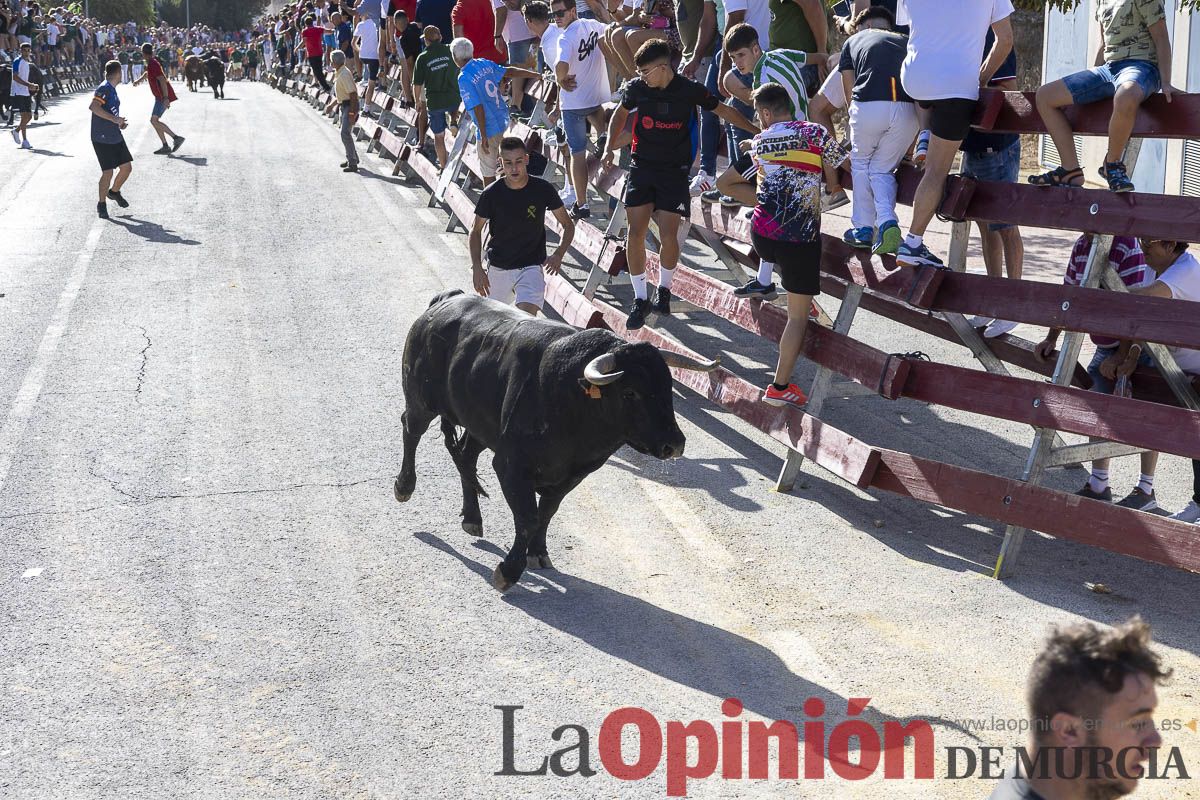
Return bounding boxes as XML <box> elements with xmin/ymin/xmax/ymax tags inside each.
<box><xmin>267</xmin><ymin>62</ymin><xmax>1200</xmax><ymax>578</ymax></box>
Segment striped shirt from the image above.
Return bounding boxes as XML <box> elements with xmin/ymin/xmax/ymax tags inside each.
<box><xmin>751</xmin><ymin>48</ymin><xmax>809</xmax><ymax>120</ymax></box>
<box><xmin>1063</xmin><ymin>235</ymin><xmax>1152</xmax><ymax>348</ymax></box>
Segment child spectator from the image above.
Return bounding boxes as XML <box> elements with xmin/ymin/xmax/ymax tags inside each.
<box><xmin>1029</xmin><ymin>0</ymin><xmax>1175</xmax><ymax>193</ymax></box>
<box><xmin>722</xmin><ymin>82</ymin><xmax>848</xmax><ymax>409</ymax></box>
<box><xmin>836</xmin><ymin>5</ymin><xmax>914</xmax><ymax>255</ymax></box>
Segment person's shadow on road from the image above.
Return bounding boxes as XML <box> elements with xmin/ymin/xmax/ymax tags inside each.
<box><xmin>108</xmin><ymin>216</ymin><xmax>200</xmax><ymax>245</ymax></box>
<box><xmin>167</xmin><ymin>154</ymin><xmax>208</xmax><ymax>166</ymax></box>
<box><xmin>29</xmin><ymin>148</ymin><xmax>72</xmax><ymax>157</ymax></box>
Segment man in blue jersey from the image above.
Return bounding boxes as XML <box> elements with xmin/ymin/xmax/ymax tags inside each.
<box><xmin>602</xmin><ymin>39</ymin><xmax>756</xmax><ymax>330</ymax></box>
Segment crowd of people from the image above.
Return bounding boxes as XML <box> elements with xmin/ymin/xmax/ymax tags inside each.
<box><xmin>252</xmin><ymin>0</ymin><xmax>1199</xmax><ymax>529</ymax></box>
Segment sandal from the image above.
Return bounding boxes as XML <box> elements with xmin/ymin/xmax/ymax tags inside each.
<box><xmin>1100</xmin><ymin>160</ymin><xmax>1135</xmax><ymax>193</ymax></box>
<box><xmin>1027</xmin><ymin>165</ymin><xmax>1084</xmax><ymax>187</ymax></box>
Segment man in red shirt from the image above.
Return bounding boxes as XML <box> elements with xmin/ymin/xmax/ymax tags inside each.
<box><xmin>452</xmin><ymin>0</ymin><xmax>504</xmax><ymax>63</ymax></box>
<box><xmin>301</xmin><ymin>14</ymin><xmax>332</xmax><ymax>91</ymax></box>
<box><xmin>133</xmin><ymin>42</ymin><xmax>185</xmax><ymax>154</ymax></box>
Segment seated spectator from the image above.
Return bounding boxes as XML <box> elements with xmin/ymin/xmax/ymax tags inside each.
<box><xmin>893</xmin><ymin>0</ymin><xmax>1012</xmax><ymax>269</ymax></box>
<box><xmin>493</xmin><ymin>0</ymin><xmax>538</xmax><ymax>112</ymax></box>
<box><xmin>413</xmin><ymin>24</ymin><xmax>460</xmax><ymax>168</ymax></box>
<box><xmin>1035</xmin><ymin>234</ymin><xmax>1159</xmax><ymax>511</ymax></box>
<box><xmin>720</xmin><ymin>83</ymin><xmax>847</xmax><ymax>409</ymax></box>
<box><xmin>452</xmin><ymin>35</ymin><xmax>541</xmax><ymax>184</ymax></box>
<box><xmin>987</xmin><ymin>617</ymin><xmax>1170</xmax><ymax>799</ymax></box>
<box><xmin>609</xmin><ymin>0</ymin><xmax>680</xmax><ymax>81</ymax></box>
<box><xmin>1029</xmin><ymin>0</ymin><xmax>1175</xmax><ymax>193</ymax></box>
<box><xmin>837</xmin><ymin>5</ymin><xmax>914</xmax><ymax>256</ymax></box>
<box><xmin>961</xmin><ymin>26</ymin><xmax>1024</xmax><ymax>339</ymax></box>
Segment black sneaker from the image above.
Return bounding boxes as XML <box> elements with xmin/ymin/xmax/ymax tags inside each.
<box><xmin>569</xmin><ymin>203</ymin><xmax>591</xmax><ymax>220</ymax></box>
<box><xmin>340</xmin><ymin>161</ymin><xmax>349</xmax><ymax>168</ymax></box>
<box><xmin>171</xmin><ymin>135</ymin><xmax>185</xmax><ymax>152</ymax></box>
<box><xmin>719</xmin><ymin>195</ymin><xmax>740</xmax><ymax>208</ymax></box>
<box><xmin>153</xmin><ymin>144</ymin><xmax>172</xmax><ymax>155</ymax></box>
<box><xmin>1075</xmin><ymin>483</ymin><xmax>1113</xmax><ymax>503</ymax></box>
<box><xmin>701</xmin><ymin>189</ymin><xmax>722</xmax><ymax>204</ymax></box>
<box><xmin>343</xmin><ymin>163</ymin><xmax>359</xmax><ymax>172</ymax></box>
<box><xmin>653</xmin><ymin>285</ymin><xmax>672</xmax><ymax>315</ymax></box>
<box><xmin>97</xmin><ymin>201</ymin><xmax>109</xmax><ymax>219</ymax></box>
<box><xmin>107</xmin><ymin>190</ymin><xmax>129</xmax><ymax>208</ymax></box>
<box><xmin>733</xmin><ymin>279</ymin><xmax>778</xmax><ymax>300</ymax></box>
<box><xmin>626</xmin><ymin>297</ymin><xmax>651</xmax><ymax>330</ymax></box>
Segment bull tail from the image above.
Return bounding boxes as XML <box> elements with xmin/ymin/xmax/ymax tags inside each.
<box><xmin>445</xmin><ymin>425</ymin><xmax>489</xmax><ymax>499</ymax></box>
<box><xmin>428</xmin><ymin>289</ymin><xmax>465</xmax><ymax>308</ymax></box>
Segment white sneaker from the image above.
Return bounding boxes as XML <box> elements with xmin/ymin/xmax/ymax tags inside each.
<box><xmin>966</xmin><ymin>315</ymin><xmax>995</xmax><ymax>328</ymax></box>
<box><xmin>821</xmin><ymin>188</ymin><xmax>849</xmax><ymax>212</ymax></box>
<box><xmin>20</xmin><ymin>139</ymin><xmax>32</xmax><ymax>150</ymax></box>
<box><xmin>10</xmin><ymin>128</ymin><xmax>19</xmax><ymax>145</ymax></box>
<box><xmin>1170</xmin><ymin>500</ymin><xmax>1200</xmax><ymax>523</ymax></box>
<box><xmin>559</xmin><ymin>185</ymin><xmax>577</xmax><ymax>207</ymax></box>
<box><xmin>689</xmin><ymin>170</ymin><xmax>713</xmax><ymax>196</ymax></box>
<box><xmin>983</xmin><ymin>319</ymin><xmax>1018</xmax><ymax>338</ymax></box>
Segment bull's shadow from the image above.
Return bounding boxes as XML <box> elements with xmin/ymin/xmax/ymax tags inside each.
<box><xmin>415</xmin><ymin>531</ymin><xmax>974</xmax><ymax>742</ymax></box>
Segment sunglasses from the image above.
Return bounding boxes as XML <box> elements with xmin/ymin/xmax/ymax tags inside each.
<box><xmin>551</xmin><ymin>8</ymin><xmax>569</xmax><ymax>17</ymax></box>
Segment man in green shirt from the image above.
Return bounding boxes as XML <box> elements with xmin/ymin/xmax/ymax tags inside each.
<box><xmin>766</xmin><ymin>0</ymin><xmax>826</xmax><ymax>96</ymax></box>
<box><xmin>412</xmin><ymin>25</ymin><xmax>461</xmax><ymax>169</ymax></box>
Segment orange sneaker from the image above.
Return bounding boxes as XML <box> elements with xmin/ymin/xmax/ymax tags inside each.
<box><xmin>762</xmin><ymin>382</ymin><xmax>808</xmax><ymax>408</ymax></box>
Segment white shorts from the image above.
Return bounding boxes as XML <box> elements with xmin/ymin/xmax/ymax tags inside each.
<box><xmin>488</xmin><ymin>265</ymin><xmax>545</xmax><ymax>309</ymax></box>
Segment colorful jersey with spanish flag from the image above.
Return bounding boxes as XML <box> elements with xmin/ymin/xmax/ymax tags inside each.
<box><xmin>748</xmin><ymin>120</ymin><xmax>847</xmax><ymax>243</ymax></box>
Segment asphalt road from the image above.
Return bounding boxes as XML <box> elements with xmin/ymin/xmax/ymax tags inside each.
<box><xmin>0</xmin><ymin>80</ymin><xmax>1197</xmax><ymax>799</ymax></box>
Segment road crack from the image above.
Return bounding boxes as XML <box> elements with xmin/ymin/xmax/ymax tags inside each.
<box><xmin>130</xmin><ymin>324</ymin><xmax>152</xmax><ymax>404</ymax></box>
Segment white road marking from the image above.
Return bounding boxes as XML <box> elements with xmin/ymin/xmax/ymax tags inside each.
<box><xmin>21</xmin><ymin>567</ymin><xmax>44</xmax><ymax>578</ymax></box>
<box><xmin>0</xmin><ymin>223</ymin><xmax>103</xmax><ymax>498</ymax></box>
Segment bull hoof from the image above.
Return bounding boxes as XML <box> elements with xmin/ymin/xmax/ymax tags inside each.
<box><xmin>492</xmin><ymin>564</ymin><xmax>514</xmax><ymax>593</ymax></box>
<box><xmin>462</xmin><ymin>520</ymin><xmax>484</xmax><ymax>536</ymax></box>
<box><xmin>526</xmin><ymin>555</ymin><xmax>554</xmax><ymax>570</ymax></box>
<box><xmin>393</xmin><ymin>476</ymin><xmax>413</xmax><ymax>503</ymax></box>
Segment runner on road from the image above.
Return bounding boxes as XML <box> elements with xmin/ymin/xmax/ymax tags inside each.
<box><xmin>9</xmin><ymin>42</ymin><xmax>38</xmax><ymax>150</ymax></box>
<box><xmin>133</xmin><ymin>42</ymin><xmax>185</xmax><ymax>155</ymax></box>
<box><xmin>91</xmin><ymin>60</ymin><xmax>133</xmax><ymax>219</ymax></box>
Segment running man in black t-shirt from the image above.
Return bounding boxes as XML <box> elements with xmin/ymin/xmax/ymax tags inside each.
<box><xmin>602</xmin><ymin>40</ymin><xmax>758</xmax><ymax>330</ymax></box>
<box><xmin>469</xmin><ymin>137</ymin><xmax>577</xmax><ymax>315</ymax></box>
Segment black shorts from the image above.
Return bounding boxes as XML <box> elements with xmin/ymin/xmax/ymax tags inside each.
<box><xmin>93</xmin><ymin>139</ymin><xmax>133</xmax><ymax>171</ymax></box>
<box><xmin>624</xmin><ymin>165</ymin><xmax>690</xmax><ymax>216</ymax></box>
<box><xmin>361</xmin><ymin>57</ymin><xmax>380</xmax><ymax>81</ymax></box>
<box><xmin>10</xmin><ymin>95</ymin><xmax>31</xmax><ymax>113</ymax></box>
<box><xmin>751</xmin><ymin>232</ymin><xmax>822</xmax><ymax>296</ymax></box>
<box><xmin>916</xmin><ymin>98</ymin><xmax>976</xmax><ymax>142</ymax></box>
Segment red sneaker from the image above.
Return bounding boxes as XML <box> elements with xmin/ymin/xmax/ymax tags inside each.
<box><xmin>762</xmin><ymin>382</ymin><xmax>808</xmax><ymax>408</ymax></box>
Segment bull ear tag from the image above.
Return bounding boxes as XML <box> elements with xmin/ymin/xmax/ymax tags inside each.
<box><xmin>577</xmin><ymin>379</ymin><xmax>603</xmax><ymax>399</ymax></box>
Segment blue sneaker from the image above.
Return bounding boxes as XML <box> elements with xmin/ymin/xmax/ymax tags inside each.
<box><xmin>843</xmin><ymin>226</ymin><xmax>872</xmax><ymax>249</ymax></box>
<box><xmin>897</xmin><ymin>240</ymin><xmax>945</xmax><ymax>267</ymax></box>
<box><xmin>872</xmin><ymin>220</ymin><xmax>902</xmax><ymax>255</ymax></box>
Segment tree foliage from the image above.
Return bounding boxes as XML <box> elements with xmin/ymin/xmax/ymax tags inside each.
<box><xmin>158</xmin><ymin>0</ymin><xmax>268</xmax><ymax>29</ymax></box>
<box><xmin>88</xmin><ymin>0</ymin><xmax>156</xmax><ymax>24</ymax></box>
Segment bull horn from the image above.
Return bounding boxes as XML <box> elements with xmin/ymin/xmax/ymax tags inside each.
<box><xmin>659</xmin><ymin>349</ymin><xmax>721</xmax><ymax>372</ymax></box>
<box><xmin>583</xmin><ymin>353</ymin><xmax>625</xmax><ymax>386</ymax></box>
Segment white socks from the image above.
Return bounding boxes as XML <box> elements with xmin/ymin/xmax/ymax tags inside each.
<box><xmin>1088</xmin><ymin>469</ymin><xmax>1110</xmax><ymax>494</ymax></box>
<box><xmin>904</xmin><ymin>233</ymin><xmax>923</xmax><ymax>249</ymax></box>
<box><xmin>1138</xmin><ymin>473</ymin><xmax>1155</xmax><ymax>495</ymax></box>
<box><xmin>659</xmin><ymin>266</ymin><xmax>674</xmax><ymax>290</ymax></box>
<box><xmin>757</xmin><ymin>260</ymin><xmax>775</xmax><ymax>286</ymax></box>
<box><xmin>631</xmin><ymin>272</ymin><xmax>648</xmax><ymax>301</ymax></box>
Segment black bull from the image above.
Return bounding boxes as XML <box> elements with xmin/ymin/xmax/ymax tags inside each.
<box><xmin>395</xmin><ymin>291</ymin><xmax>719</xmax><ymax>592</ymax></box>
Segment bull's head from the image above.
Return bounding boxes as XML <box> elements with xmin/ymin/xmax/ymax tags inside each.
<box><xmin>582</xmin><ymin>343</ymin><xmax>719</xmax><ymax>460</ymax></box>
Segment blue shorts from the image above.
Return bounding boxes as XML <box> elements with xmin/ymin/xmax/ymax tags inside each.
<box><xmin>152</xmin><ymin>98</ymin><xmax>168</xmax><ymax>117</ymax></box>
<box><xmin>1062</xmin><ymin>59</ymin><xmax>1161</xmax><ymax>105</ymax></box>
<box><xmin>428</xmin><ymin>108</ymin><xmax>454</xmax><ymax>134</ymax></box>
<box><xmin>562</xmin><ymin>105</ymin><xmax>601</xmax><ymax>154</ymax></box>
<box><xmin>323</xmin><ymin>33</ymin><xmax>336</xmax><ymax>48</ymax></box>
<box><xmin>508</xmin><ymin>37</ymin><xmax>536</xmax><ymax>65</ymax></box>
<box><xmin>1086</xmin><ymin>346</ymin><xmax>1154</xmax><ymax>395</ymax></box>
<box><xmin>963</xmin><ymin>138</ymin><xmax>1020</xmax><ymax>230</ymax></box>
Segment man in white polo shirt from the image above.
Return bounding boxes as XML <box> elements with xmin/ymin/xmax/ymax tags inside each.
<box><xmin>893</xmin><ymin>0</ymin><xmax>1013</xmax><ymax>269</ymax></box>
